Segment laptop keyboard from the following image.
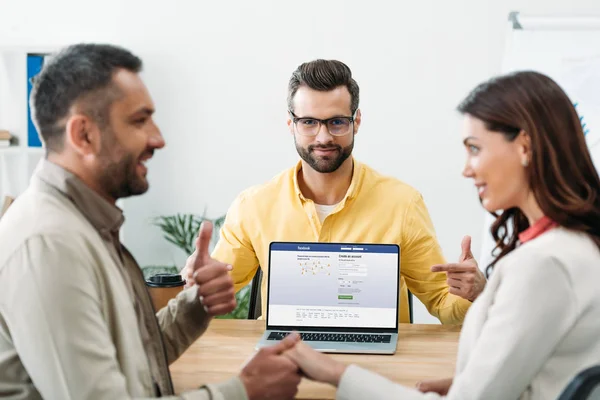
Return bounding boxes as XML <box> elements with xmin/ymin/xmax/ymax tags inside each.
<box><xmin>267</xmin><ymin>331</ymin><xmax>391</xmax><ymax>343</ymax></box>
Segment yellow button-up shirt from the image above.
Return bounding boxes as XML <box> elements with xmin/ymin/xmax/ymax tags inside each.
<box><xmin>212</xmin><ymin>159</ymin><xmax>470</xmax><ymax>324</ymax></box>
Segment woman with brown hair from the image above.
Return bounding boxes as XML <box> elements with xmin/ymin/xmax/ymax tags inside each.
<box><xmin>281</xmin><ymin>71</ymin><xmax>600</xmax><ymax>399</ymax></box>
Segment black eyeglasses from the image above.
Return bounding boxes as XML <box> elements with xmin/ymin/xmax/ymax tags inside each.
<box><xmin>289</xmin><ymin>111</ymin><xmax>355</xmax><ymax>137</ymax></box>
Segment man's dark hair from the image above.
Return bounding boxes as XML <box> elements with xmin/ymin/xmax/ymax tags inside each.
<box><xmin>30</xmin><ymin>43</ymin><xmax>143</xmax><ymax>152</ymax></box>
<box><xmin>287</xmin><ymin>59</ymin><xmax>359</xmax><ymax>115</ymax></box>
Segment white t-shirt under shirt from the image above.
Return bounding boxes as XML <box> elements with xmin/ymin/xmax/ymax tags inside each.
<box><xmin>315</xmin><ymin>202</ymin><xmax>340</xmax><ymax>223</ymax></box>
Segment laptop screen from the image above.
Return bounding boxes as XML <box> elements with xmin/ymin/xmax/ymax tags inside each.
<box><xmin>266</xmin><ymin>242</ymin><xmax>400</xmax><ymax>332</ymax></box>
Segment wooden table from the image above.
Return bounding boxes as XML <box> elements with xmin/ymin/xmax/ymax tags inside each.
<box><xmin>170</xmin><ymin>320</ymin><xmax>461</xmax><ymax>399</ymax></box>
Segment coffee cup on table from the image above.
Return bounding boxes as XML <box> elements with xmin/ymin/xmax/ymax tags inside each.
<box><xmin>146</xmin><ymin>273</ymin><xmax>185</xmax><ymax>310</ymax></box>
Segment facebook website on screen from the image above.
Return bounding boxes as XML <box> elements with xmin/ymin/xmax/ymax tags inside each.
<box><xmin>267</xmin><ymin>243</ymin><xmax>399</xmax><ymax>328</ymax></box>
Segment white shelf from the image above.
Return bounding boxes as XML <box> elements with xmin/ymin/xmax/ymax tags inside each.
<box><xmin>0</xmin><ymin>47</ymin><xmax>55</xmax><ymax>203</ymax></box>
<box><xmin>0</xmin><ymin>147</ymin><xmax>45</xmax><ymax>154</ymax></box>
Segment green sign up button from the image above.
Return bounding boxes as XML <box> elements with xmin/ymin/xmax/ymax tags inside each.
<box><xmin>338</xmin><ymin>295</ymin><xmax>353</xmax><ymax>300</ymax></box>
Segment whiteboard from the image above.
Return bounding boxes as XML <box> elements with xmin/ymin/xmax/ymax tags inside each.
<box><xmin>479</xmin><ymin>12</ymin><xmax>600</xmax><ymax>269</ymax></box>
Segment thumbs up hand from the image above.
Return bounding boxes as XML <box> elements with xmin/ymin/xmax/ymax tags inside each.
<box><xmin>184</xmin><ymin>221</ymin><xmax>237</xmax><ymax>316</ymax></box>
<box><xmin>430</xmin><ymin>235</ymin><xmax>486</xmax><ymax>302</ymax></box>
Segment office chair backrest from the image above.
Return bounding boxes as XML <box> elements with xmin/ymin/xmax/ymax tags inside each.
<box><xmin>557</xmin><ymin>365</ymin><xmax>600</xmax><ymax>400</ymax></box>
<box><xmin>407</xmin><ymin>289</ymin><xmax>414</xmax><ymax>324</ymax></box>
<box><xmin>247</xmin><ymin>268</ymin><xmax>262</xmax><ymax>319</ymax></box>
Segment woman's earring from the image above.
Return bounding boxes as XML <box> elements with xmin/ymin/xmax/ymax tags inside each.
<box><xmin>522</xmin><ymin>158</ymin><xmax>529</xmax><ymax>167</ymax></box>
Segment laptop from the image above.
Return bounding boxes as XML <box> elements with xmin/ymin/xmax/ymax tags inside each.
<box><xmin>256</xmin><ymin>241</ymin><xmax>400</xmax><ymax>354</ymax></box>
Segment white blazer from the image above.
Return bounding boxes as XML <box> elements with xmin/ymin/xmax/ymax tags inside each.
<box><xmin>337</xmin><ymin>228</ymin><xmax>600</xmax><ymax>399</ymax></box>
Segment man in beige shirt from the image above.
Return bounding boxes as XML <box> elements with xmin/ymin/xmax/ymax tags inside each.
<box><xmin>0</xmin><ymin>43</ymin><xmax>301</xmax><ymax>399</ymax></box>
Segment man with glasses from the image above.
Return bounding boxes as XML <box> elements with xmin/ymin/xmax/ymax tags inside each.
<box><xmin>182</xmin><ymin>59</ymin><xmax>485</xmax><ymax>324</ymax></box>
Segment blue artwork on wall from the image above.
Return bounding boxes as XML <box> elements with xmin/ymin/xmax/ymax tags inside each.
<box><xmin>26</xmin><ymin>54</ymin><xmax>47</xmax><ymax>148</ymax></box>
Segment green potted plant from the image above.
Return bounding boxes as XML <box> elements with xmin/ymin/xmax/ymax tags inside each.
<box><xmin>144</xmin><ymin>212</ymin><xmax>250</xmax><ymax>319</ymax></box>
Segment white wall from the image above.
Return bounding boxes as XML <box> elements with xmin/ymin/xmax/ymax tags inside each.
<box><xmin>2</xmin><ymin>0</ymin><xmax>599</xmax><ymax>323</ymax></box>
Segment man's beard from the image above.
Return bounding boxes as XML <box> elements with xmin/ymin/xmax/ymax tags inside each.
<box><xmin>97</xmin><ymin>147</ymin><xmax>151</xmax><ymax>200</ymax></box>
<box><xmin>295</xmin><ymin>137</ymin><xmax>354</xmax><ymax>173</ymax></box>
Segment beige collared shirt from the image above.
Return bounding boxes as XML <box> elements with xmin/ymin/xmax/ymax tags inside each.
<box><xmin>0</xmin><ymin>159</ymin><xmax>247</xmax><ymax>399</ymax></box>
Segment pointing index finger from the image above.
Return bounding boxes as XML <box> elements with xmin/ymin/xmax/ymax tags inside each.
<box><xmin>431</xmin><ymin>263</ymin><xmax>475</xmax><ymax>273</ymax></box>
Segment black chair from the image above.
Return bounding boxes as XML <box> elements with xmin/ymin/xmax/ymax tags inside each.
<box><xmin>407</xmin><ymin>289</ymin><xmax>414</xmax><ymax>324</ymax></box>
<box><xmin>247</xmin><ymin>268</ymin><xmax>263</xmax><ymax>319</ymax></box>
<box><xmin>557</xmin><ymin>366</ymin><xmax>600</xmax><ymax>400</ymax></box>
